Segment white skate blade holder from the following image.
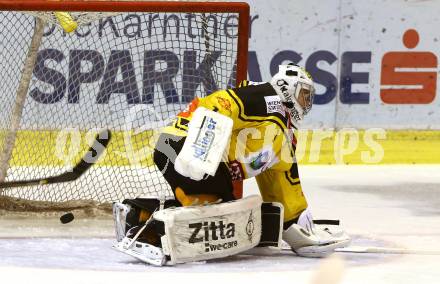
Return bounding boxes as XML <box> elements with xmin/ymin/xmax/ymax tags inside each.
<box><xmin>295</xmin><ymin>239</ymin><xmax>351</xmax><ymax>258</ymax></box>
<box><xmin>113</xmin><ymin>237</ymin><xmax>166</xmax><ymax>266</ymax></box>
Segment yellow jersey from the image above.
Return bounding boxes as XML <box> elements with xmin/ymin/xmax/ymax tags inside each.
<box><xmin>162</xmin><ymin>81</ymin><xmax>308</xmax><ymax>221</ymax></box>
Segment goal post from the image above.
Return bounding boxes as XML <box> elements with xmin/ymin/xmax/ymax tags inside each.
<box><xmin>0</xmin><ymin>18</ymin><xmax>46</xmax><ymax>187</ymax></box>
<box><xmin>0</xmin><ymin>1</ymin><xmax>249</xmax><ymax>211</ymax></box>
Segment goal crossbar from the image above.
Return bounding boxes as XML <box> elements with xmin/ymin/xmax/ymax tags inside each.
<box><xmin>0</xmin><ymin>0</ymin><xmax>250</xmax><ymax>85</ymax></box>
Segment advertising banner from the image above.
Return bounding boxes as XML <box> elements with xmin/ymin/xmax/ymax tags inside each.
<box><xmin>245</xmin><ymin>0</ymin><xmax>440</xmax><ymax>129</ymax></box>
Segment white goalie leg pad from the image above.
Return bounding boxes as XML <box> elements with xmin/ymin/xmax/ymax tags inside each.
<box><xmin>244</xmin><ymin>202</ymin><xmax>284</xmax><ymax>256</ymax></box>
<box><xmin>154</xmin><ymin>195</ymin><xmax>262</xmax><ymax>265</ymax></box>
<box><xmin>174</xmin><ymin>107</ymin><xmax>233</xmax><ymax>180</ymax></box>
<box><xmin>283</xmin><ymin>208</ymin><xmax>351</xmax><ymax>257</ymax></box>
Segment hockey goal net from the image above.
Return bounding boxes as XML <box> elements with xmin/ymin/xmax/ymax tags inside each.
<box><xmin>0</xmin><ymin>1</ymin><xmax>249</xmax><ymax>213</ymax></box>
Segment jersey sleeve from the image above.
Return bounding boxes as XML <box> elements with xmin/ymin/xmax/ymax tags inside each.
<box><xmin>162</xmin><ymin>88</ymin><xmax>246</xmax><ymax>136</ymax></box>
<box><xmin>255</xmin><ymin>163</ymin><xmax>308</xmax><ymax>223</ymax></box>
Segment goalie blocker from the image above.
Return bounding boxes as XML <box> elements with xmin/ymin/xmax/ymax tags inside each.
<box><xmin>113</xmin><ymin>195</ymin><xmax>284</xmax><ymax>266</ymax></box>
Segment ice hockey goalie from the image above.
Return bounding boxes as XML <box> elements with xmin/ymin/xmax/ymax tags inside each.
<box><xmin>112</xmin><ymin>64</ymin><xmax>350</xmax><ymax>265</ymax></box>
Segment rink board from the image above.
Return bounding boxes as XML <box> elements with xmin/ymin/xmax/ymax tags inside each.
<box><xmin>2</xmin><ymin>129</ymin><xmax>440</xmax><ymax>166</ymax></box>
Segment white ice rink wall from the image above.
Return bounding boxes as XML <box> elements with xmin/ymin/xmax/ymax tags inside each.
<box><xmin>241</xmin><ymin>0</ymin><xmax>440</xmax><ymax>164</ymax></box>
<box><xmin>245</xmin><ymin>0</ymin><xmax>440</xmax><ymax>130</ymax></box>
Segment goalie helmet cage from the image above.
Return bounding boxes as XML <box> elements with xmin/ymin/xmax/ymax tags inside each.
<box><xmin>0</xmin><ymin>0</ymin><xmax>248</xmax><ymax>212</ymax></box>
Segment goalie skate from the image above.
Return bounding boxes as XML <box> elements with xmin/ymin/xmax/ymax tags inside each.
<box><xmin>113</xmin><ymin>236</ymin><xmax>167</xmax><ymax>266</ymax></box>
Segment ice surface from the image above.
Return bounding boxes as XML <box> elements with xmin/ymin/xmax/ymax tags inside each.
<box><xmin>1</xmin><ymin>165</ymin><xmax>439</xmax><ymax>284</ymax></box>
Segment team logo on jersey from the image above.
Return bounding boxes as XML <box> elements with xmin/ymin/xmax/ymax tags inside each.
<box><xmin>215</xmin><ymin>96</ymin><xmax>232</xmax><ymax>114</ymax></box>
<box><xmin>264</xmin><ymin>95</ymin><xmax>285</xmax><ymax>116</ymax></box>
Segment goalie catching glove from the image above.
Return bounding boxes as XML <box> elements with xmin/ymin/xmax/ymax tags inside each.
<box><xmin>283</xmin><ymin>208</ymin><xmax>351</xmax><ymax>257</ymax></box>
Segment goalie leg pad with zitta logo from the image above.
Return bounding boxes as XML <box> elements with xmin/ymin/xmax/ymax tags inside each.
<box><xmin>154</xmin><ymin>195</ymin><xmax>262</xmax><ymax>265</ymax></box>
<box><xmin>243</xmin><ymin>202</ymin><xmax>284</xmax><ymax>256</ymax></box>
<box><xmin>113</xmin><ymin>195</ymin><xmax>263</xmax><ymax>265</ymax></box>
<box><xmin>258</xmin><ymin>202</ymin><xmax>284</xmax><ymax>248</ymax></box>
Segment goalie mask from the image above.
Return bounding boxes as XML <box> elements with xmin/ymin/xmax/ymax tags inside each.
<box><xmin>270</xmin><ymin>64</ymin><xmax>315</xmax><ymax>128</ymax></box>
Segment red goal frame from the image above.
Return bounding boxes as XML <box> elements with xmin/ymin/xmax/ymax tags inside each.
<box><xmin>0</xmin><ymin>0</ymin><xmax>249</xmax><ymax>199</ymax></box>
<box><xmin>0</xmin><ymin>0</ymin><xmax>249</xmax><ymax>87</ymax></box>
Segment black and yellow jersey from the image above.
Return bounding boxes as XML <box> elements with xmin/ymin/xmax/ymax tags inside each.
<box><xmin>162</xmin><ymin>81</ymin><xmax>308</xmax><ymax>221</ymax></box>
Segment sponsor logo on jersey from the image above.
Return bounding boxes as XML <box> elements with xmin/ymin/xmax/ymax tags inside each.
<box><xmin>244</xmin><ymin>146</ymin><xmax>278</xmax><ymax>177</ymax></box>
<box><xmin>250</xmin><ymin>151</ymin><xmax>269</xmax><ymax>170</ymax></box>
<box><xmin>192</xmin><ymin>117</ymin><xmax>217</xmax><ymax>161</ymax></box>
<box><xmin>264</xmin><ymin>95</ymin><xmax>285</xmax><ymax>116</ymax></box>
<box><xmin>188</xmin><ymin>221</ymin><xmax>237</xmax><ymax>252</ymax></box>
<box><xmin>228</xmin><ymin>160</ymin><xmax>245</xmax><ymax>181</ymax></box>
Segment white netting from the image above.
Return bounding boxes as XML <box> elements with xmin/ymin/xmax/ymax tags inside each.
<box><xmin>23</xmin><ymin>11</ymin><xmax>122</xmax><ymax>27</ymax></box>
<box><xmin>0</xmin><ymin>3</ymin><xmax>244</xmax><ymax>210</ymax></box>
